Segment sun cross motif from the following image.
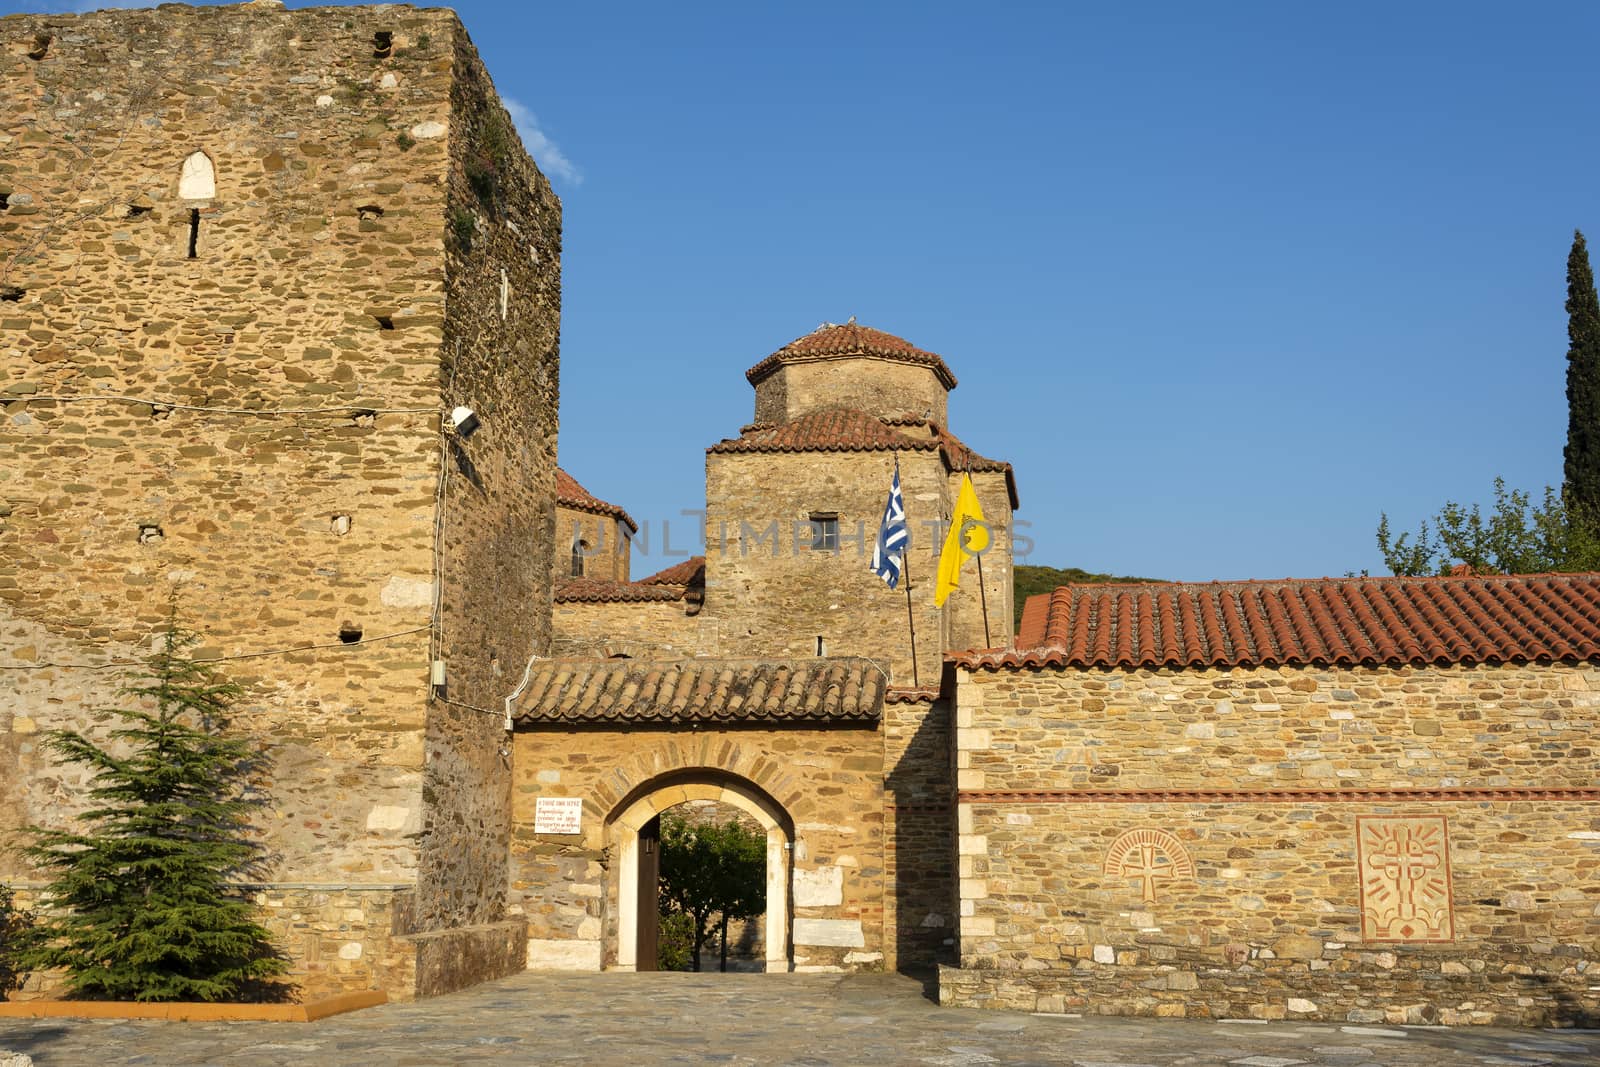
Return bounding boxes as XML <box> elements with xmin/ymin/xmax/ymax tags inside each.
<box><xmin>1357</xmin><ymin>816</ymin><xmax>1454</xmax><ymax>942</ymax></box>
<box><xmin>1103</xmin><ymin>828</ymin><xmax>1196</xmax><ymax>904</ymax></box>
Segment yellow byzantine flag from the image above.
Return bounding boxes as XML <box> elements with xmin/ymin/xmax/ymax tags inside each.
<box><xmin>934</xmin><ymin>474</ymin><xmax>989</xmax><ymax>607</ymax></box>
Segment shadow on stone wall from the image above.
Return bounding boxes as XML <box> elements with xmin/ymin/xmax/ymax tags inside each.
<box><xmin>885</xmin><ymin>699</ymin><xmax>956</xmax><ymax>978</ymax></box>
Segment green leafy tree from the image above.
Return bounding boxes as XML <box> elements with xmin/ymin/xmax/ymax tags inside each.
<box><xmin>655</xmin><ymin>909</ymin><xmax>695</xmax><ymax>972</ymax></box>
<box><xmin>13</xmin><ymin>620</ymin><xmax>291</xmax><ymax>1002</ymax></box>
<box><xmin>1564</xmin><ymin>230</ymin><xmax>1600</xmax><ymax>522</ymax></box>
<box><xmin>657</xmin><ymin>812</ymin><xmax>765</xmax><ymax>973</ymax></box>
<box><xmin>0</xmin><ymin>884</ymin><xmax>34</xmax><ymax>1000</ymax></box>
<box><xmin>1376</xmin><ymin>478</ymin><xmax>1600</xmax><ymax>576</ymax></box>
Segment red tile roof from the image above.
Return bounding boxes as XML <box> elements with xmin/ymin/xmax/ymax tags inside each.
<box><xmin>885</xmin><ymin>416</ymin><xmax>1019</xmax><ymax>509</ymax></box>
<box><xmin>959</xmin><ymin>572</ymin><xmax>1600</xmax><ymax>671</ymax></box>
<box><xmin>553</xmin><ymin>578</ymin><xmax>684</xmax><ymax>604</ymax></box>
<box><xmin>556</xmin><ymin>467</ymin><xmax>637</xmax><ymax>534</ymax></box>
<box><xmin>637</xmin><ymin>556</ymin><xmax>706</xmax><ymax>587</ymax></box>
<box><xmin>746</xmin><ymin>322</ymin><xmax>958</xmax><ymax>390</ymax></box>
<box><xmin>512</xmin><ymin>657</ymin><xmax>887</xmax><ymax>726</ymax></box>
<box><xmin>708</xmin><ymin>407</ymin><xmax>937</xmax><ymax>456</ymax></box>
<box><xmin>554</xmin><ymin>557</ymin><xmax>706</xmax><ymax>605</ymax></box>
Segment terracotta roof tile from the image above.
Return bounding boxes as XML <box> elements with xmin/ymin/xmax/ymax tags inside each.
<box><xmin>708</xmin><ymin>407</ymin><xmax>937</xmax><ymax>456</ymax></box>
<box><xmin>960</xmin><ymin>573</ymin><xmax>1600</xmax><ymax>671</ymax></box>
<box><xmin>555</xmin><ymin>467</ymin><xmax>637</xmax><ymax>534</ymax></box>
<box><xmin>553</xmin><ymin>578</ymin><xmax>684</xmax><ymax>604</ymax></box>
<box><xmin>885</xmin><ymin>416</ymin><xmax>1019</xmax><ymax>509</ymax></box>
<box><xmin>636</xmin><ymin>556</ymin><xmax>706</xmax><ymax>587</ymax></box>
<box><xmin>513</xmin><ymin>657</ymin><xmax>887</xmax><ymax>726</ymax></box>
<box><xmin>746</xmin><ymin>322</ymin><xmax>958</xmax><ymax>390</ymax></box>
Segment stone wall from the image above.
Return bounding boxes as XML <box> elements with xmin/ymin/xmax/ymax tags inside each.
<box><xmin>752</xmin><ymin>357</ymin><xmax>948</xmax><ymax>427</ymax></box>
<box><xmin>703</xmin><ymin>450</ymin><xmax>948</xmax><ymax>685</ymax></box>
<box><xmin>554</xmin><ymin>503</ymin><xmax>629</xmax><ymax>583</ymax></box>
<box><xmin>944</xmin><ymin>661</ymin><xmax>1600</xmax><ymax>1025</ymax></box>
<box><xmin>0</xmin><ymin>2</ymin><xmax>555</xmax><ymax>1000</ymax></box>
<box><xmin>550</xmin><ymin>596</ymin><xmax>703</xmax><ymax>658</ymax></box>
<box><xmin>509</xmin><ymin>724</ymin><xmax>887</xmax><ymax>973</ymax></box>
<box><xmin>883</xmin><ymin>694</ymin><xmax>956</xmax><ymax>969</ymax></box>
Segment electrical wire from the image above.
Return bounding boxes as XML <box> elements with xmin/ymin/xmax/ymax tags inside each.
<box><xmin>0</xmin><ymin>626</ymin><xmax>430</xmax><ymax>671</ymax></box>
<box><xmin>11</xmin><ymin>394</ymin><xmax>437</xmax><ymax>416</ymax></box>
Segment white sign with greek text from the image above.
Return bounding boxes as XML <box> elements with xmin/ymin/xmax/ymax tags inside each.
<box><xmin>535</xmin><ymin>797</ymin><xmax>583</xmax><ymax>835</ymax></box>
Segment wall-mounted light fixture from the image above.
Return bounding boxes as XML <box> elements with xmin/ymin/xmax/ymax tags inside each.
<box><xmin>449</xmin><ymin>406</ymin><xmax>480</xmax><ymax>438</ymax></box>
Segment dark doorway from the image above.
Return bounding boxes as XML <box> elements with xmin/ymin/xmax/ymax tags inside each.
<box><xmin>635</xmin><ymin>814</ymin><xmax>660</xmax><ymax>971</ymax></box>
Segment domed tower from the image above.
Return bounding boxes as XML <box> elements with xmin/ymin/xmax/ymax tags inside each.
<box><xmin>703</xmin><ymin>322</ymin><xmax>1016</xmax><ymax>682</ymax></box>
<box><xmin>746</xmin><ymin>319</ymin><xmax>956</xmax><ymax>426</ymax></box>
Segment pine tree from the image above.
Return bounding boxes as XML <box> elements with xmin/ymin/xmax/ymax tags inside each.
<box><xmin>14</xmin><ymin>619</ymin><xmax>290</xmax><ymax>1002</ymax></box>
<box><xmin>1563</xmin><ymin>230</ymin><xmax>1600</xmax><ymax>520</ymax></box>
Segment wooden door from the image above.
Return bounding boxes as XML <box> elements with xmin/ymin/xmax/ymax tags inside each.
<box><xmin>636</xmin><ymin>815</ymin><xmax>661</xmax><ymax>971</ymax></box>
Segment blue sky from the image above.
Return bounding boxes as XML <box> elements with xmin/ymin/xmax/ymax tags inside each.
<box><xmin>12</xmin><ymin>1</ymin><xmax>1600</xmax><ymax>581</ymax></box>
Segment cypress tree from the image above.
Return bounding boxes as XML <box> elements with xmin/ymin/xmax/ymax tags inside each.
<box><xmin>15</xmin><ymin>621</ymin><xmax>290</xmax><ymax>1002</ymax></box>
<box><xmin>1563</xmin><ymin>229</ymin><xmax>1600</xmax><ymax>519</ymax></box>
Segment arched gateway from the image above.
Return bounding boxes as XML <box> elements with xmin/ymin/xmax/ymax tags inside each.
<box><xmin>609</xmin><ymin>771</ymin><xmax>792</xmax><ymax>971</ymax></box>
<box><xmin>508</xmin><ymin>657</ymin><xmax>898</xmax><ymax>973</ymax></box>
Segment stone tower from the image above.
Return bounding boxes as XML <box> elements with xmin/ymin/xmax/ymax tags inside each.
<box><xmin>704</xmin><ymin>322</ymin><xmax>1016</xmax><ymax>683</ymax></box>
<box><xmin>1</xmin><ymin>2</ymin><xmax>560</xmax><ymax>1000</ymax></box>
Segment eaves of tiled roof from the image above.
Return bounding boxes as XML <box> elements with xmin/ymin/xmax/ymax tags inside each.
<box><xmin>885</xmin><ymin>416</ymin><xmax>1019</xmax><ymax>510</ymax></box>
<box><xmin>553</xmin><ymin>578</ymin><xmax>685</xmax><ymax>604</ymax></box>
<box><xmin>958</xmin><ymin>572</ymin><xmax>1600</xmax><ymax>672</ymax></box>
<box><xmin>636</xmin><ymin>556</ymin><xmax>706</xmax><ymax>588</ymax></box>
<box><xmin>745</xmin><ymin>322</ymin><xmax>958</xmax><ymax>390</ymax></box>
<box><xmin>556</xmin><ymin>467</ymin><xmax>638</xmax><ymax>534</ymax></box>
<box><xmin>708</xmin><ymin>407</ymin><xmax>938</xmax><ymax>456</ymax></box>
<box><xmin>512</xmin><ymin>657</ymin><xmax>888</xmax><ymax>726</ymax></box>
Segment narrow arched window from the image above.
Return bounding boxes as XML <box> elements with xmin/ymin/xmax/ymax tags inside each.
<box><xmin>571</xmin><ymin>539</ymin><xmax>588</xmax><ymax>578</ymax></box>
<box><xmin>179</xmin><ymin>151</ymin><xmax>216</xmax><ymax>200</ymax></box>
<box><xmin>178</xmin><ymin>151</ymin><xmax>216</xmax><ymax>259</ymax></box>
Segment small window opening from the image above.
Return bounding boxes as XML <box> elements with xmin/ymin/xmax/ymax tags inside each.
<box><xmin>372</xmin><ymin>31</ymin><xmax>393</xmax><ymax>58</ymax></box>
<box><xmin>357</xmin><ymin>204</ymin><xmax>384</xmax><ymax>221</ymax></box>
<box><xmin>338</xmin><ymin>622</ymin><xmax>364</xmax><ymax>644</ymax></box>
<box><xmin>809</xmin><ymin>513</ymin><xmax>839</xmax><ymax>551</ymax></box>
<box><xmin>374</xmin><ymin>315</ymin><xmax>394</xmax><ymax>330</ymax></box>
<box><xmin>570</xmin><ymin>539</ymin><xmax>588</xmax><ymax>578</ymax></box>
<box><xmin>137</xmin><ymin>524</ymin><xmax>164</xmax><ymax>545</ymax></box>
<box><xmin>0</xmin><ymin>286</ymin><xmax>22</xmax><ymax>303</ymax></box>
<box><xmin>27</xmin><ymin>34</ymin><xmax>50</xmax><ymax>61</ymax></box>
<box><xmin>186</xmin><ymin>209</ymin><xmax>200</xmax><ymax>258</ymax></box>
<box><xmin>0</xmin><ymin>193</ymin><xmax>10</xmax><ymax>211</ymax></box>
<box><xmin>816</xmin><ymin>636</ymin><xmax>826</xmax><ymax>657</ymax></box>
<box><xmin>126</xmin><ymin>203</ymin><xmax>152</xmax><ymax>219</ymax></box>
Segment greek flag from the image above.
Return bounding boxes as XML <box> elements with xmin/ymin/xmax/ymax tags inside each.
<box><xmin>872</xmin><ymin>460</ymin><xmax>909</xmax><ymax>589</ymax></box>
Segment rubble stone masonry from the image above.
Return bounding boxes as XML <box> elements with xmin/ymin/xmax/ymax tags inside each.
<box><xmin>943</xmin><ymin>662</ymin><xmax>1600</xmax><ymax>1025</ymax></box>
<box><xmin>1</xmin><ymin>2</ymin><xmax>558</xmax><ymax>1000</ymax></box>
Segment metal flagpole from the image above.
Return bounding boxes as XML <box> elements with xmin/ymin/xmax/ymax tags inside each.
<box><xmin>898</xmin><ymin>454</ymin><xmax>919</xmax><ymax>687</ymax></box>
<box><xmin>965</xmin><ymin>456</ymin><xmax>993</xmax><ymax>648</ymax></box>
<box><xmin>903</xmin><ymin>539</ymin><xmax>920</xmax><ymax>688</ymax></box>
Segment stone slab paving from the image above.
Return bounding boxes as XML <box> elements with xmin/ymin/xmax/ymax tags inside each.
<box><xmin>2</xmin><ymin>972</ymin><xmax>1599</xmax><ymax>1067</ymax></box>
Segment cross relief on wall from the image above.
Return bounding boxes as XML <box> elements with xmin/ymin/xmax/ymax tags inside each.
<box><xmin>1103</xmin><ymin>828</ymin><xmax>1196</xmax><ymax>904</ymax></box>
<box><xmin>1356</xmin><ymin>815</ymin><xmax>1454</xmax><ymax>942</ymax></box>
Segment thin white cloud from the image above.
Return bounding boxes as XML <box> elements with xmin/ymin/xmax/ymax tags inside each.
<box><xmin>502</xmin><ymin>97</ymin><xmax>582</xmax><ymax>187</ymax></box>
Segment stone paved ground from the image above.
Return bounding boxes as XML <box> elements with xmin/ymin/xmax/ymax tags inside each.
<box><xmin>2</xmin><ymin>972</ymin><xmax>1599</xmax><ymax>1067</ymax></box>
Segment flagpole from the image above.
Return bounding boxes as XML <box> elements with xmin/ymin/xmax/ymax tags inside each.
<box><xmin>964</xmin><ymin>456</ymin><xmax>993</xmax><ymax>648</ymax></box>
<box><xmin>903</xmin><ymin>540</ymin><xmax>919</xmax><ymax>688</ymax></box>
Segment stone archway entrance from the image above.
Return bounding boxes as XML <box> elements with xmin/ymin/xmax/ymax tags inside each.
<box><xmin>609</xmin><ymin>771</ymin><xmax>793</xmax><ymax>973</ymax></box>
